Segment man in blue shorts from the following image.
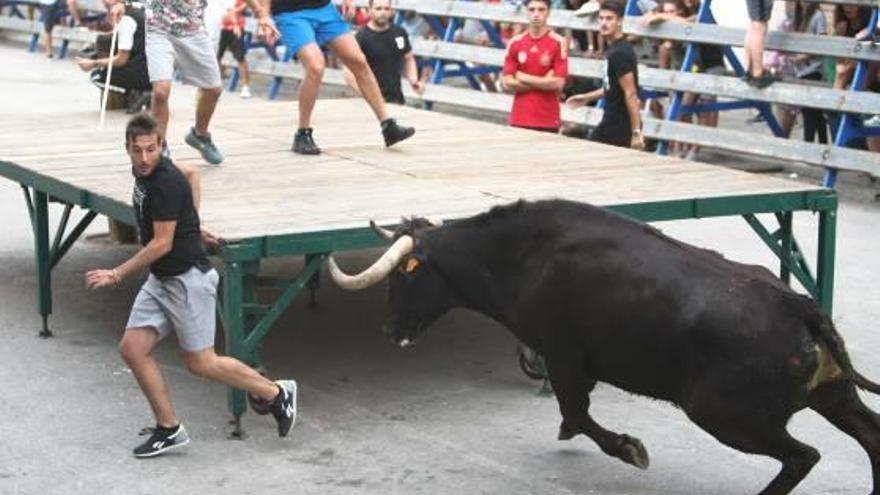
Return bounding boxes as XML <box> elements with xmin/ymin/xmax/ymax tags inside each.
<box><xmin>264</xmin><ymin>0</ymin><xmax>415</xmax><ymax>154</ymax></box>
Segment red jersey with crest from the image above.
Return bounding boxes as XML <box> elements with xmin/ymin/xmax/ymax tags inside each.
<box><xmin>503</xmin><ymin>30</ymin><xmax>568</xmax><ymax>129</ymax></box>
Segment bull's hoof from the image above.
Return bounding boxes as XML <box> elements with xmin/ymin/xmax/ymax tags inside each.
<box><xmin>557</xmin><ymin>422</ymin><xmax>577</xmax><ymax>441</ymax></box>
<box><xmin>618</xmin><ymin>435</ymin><xmax>650</xmax><ymax>470</ymax></box>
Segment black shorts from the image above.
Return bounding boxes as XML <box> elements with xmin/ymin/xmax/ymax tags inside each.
<box><xmin>43</xmin><ymin>0</ymin><xmax>66</xmax><ymax>33</ymax></box>
<box><xmin>745</xmin><ymin>0</ymin><xmax>773</xmax><ymax>22</ymax></box>
<box><xmin>218</xmin><ymin>30</ymin><xmax>246</xmax><ymax>63</ymax></box>
<box><xmin>590</xmin><ymin>126</ymin><xmax>631</xmax><ymax>148</ymax></box>
<box><xmin>91</xmin><ymin>66</ymin><xmax>151</xmax><ymax>92</ymax></box>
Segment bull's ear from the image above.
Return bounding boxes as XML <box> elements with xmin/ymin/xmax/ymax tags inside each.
<box><xmin>370</xmin><ymin>220</ymin><xmax>396</xmax><ymax>242</ymax></box>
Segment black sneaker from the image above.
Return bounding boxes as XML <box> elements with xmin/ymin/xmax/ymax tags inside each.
<box><xmin>269</xmin><ymin>380</ymin><xmax>297</xmax><ymax>438</ymax></box>
<box><xmin>748</xmin><ymin>72</ymin><xmax>776</xmax><ymax>89</ymax></box>
<box><xmin>381</xmin><ymin>119</ymin><xmax>415</xmax><ymax>147</ymax></box>
<box><xmin>133</xmin><ymin>424</ymin><xmax>190</xmax><ymax>458</ymax></box>
<box><xmin>293</xmin><ymin>128</ymin><xmax>321</xmax><ymax>155</ymax></box>
<box><xmin>247</xmin><ymin>391</ymin><xmax>271</xmax><ymax>415</ymax></box>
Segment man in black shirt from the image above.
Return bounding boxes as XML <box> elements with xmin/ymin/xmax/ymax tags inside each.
<box><xmin>345</xmin><ymin>0</ymin><xmax>423</xmax><ymax>104</ymax></box>
<box><xmin>265</xmin><ymin>0</ymin><xmax>415</xmax><ymax>154</ymax></box>
<box><xmin>565</xmin><ymin>0</ymin><xmax>644</xmax><ymax>150</ymax></box>
<box><xmin>86</xmin><ymin>114</ymin><xmax>298</xmax><ymax>458</ymax></box>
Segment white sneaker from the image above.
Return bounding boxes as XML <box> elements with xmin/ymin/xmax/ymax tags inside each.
<box><xmin>574</xmin><ymin>1</ymin><xmax>600</xmax><ymax>17</ymax></box>
<box><xmin>864</xmin><ymin>115</ymin><xmax>880</xmax><ymax>127</ymax></box>
<box><xmin>240</xmin><ymin>85</ymin><xmax>252</xmax><ymax>99</ymax></box>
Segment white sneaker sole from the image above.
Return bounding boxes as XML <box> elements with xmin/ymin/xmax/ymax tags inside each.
<box><xmin>133</xmin><ymin>436</ymin><xmax>191</xmax><ymax>458</ymax></box>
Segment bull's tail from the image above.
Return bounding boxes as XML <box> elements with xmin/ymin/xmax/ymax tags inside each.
<box><xmin>812</xmin><ymin>316</ymin><xmax>880</xmax><ymax>395</ymax></box>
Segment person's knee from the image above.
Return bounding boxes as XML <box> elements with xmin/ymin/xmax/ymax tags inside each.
<box><xmin>152</xmin><ymin>84</ymin><xmax>171</xmax><ymax>104</ymax></box>
<box><xmin>201</xmin><ymin>86</ymin><xmax>222</xmax><ymax>98</ymax></box>
<box><xmin>119</xmin><ymin>333</ymin><xmax>150</xmax><ymax>365</ymax></box>
<box><xmin>303</xmin><ymin>56</ymin><xmax>325</xmax><ymax>79</ymax></box>
<box><xmin>184</xmin><ymin>352</ymin><xmax>216</xmax><ymax>378</ymax></box>
<box><xmin>346</xmin><ymin>52</ymin><xmax>370</xmax><ymax>75</ymax></box>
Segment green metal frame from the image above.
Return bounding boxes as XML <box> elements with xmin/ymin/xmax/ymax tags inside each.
<box><xmin>0</xmin><ymin>158</ymin><xmax>839</xmax><ymax>435</ymax></box>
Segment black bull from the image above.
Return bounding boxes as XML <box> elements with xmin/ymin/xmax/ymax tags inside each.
<box><xmin>328</xmin><ymin>199</ymin><xmax>880</xmax><ymax>495</ymax></box>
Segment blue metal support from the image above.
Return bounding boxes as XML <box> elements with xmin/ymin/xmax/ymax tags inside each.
<box><xmin>824</xmin><ymin>7</ymin><xmax>879</xmax><ymax>188</ymax></box>
<box><xmin>656</xmin><ymin>0</ymin><xmax>784</xmax><ymax>155</ymax></box>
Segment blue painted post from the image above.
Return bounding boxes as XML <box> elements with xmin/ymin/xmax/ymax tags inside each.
<box><xmin>824</xmin><ymin>7</ymin><xmax>878</xmax><ymax>188</ymax></box>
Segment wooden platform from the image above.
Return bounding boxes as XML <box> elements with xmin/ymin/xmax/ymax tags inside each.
<box><xmin>0</xmin><ymin>98</ymin><xmax>823</xmax><ymax>242</ymax></box>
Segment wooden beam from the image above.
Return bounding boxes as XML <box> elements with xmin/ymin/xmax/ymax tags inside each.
<box><xmin>410</xmin><ymin>39</ymin><xmax>880</xmax><ymax>114</ymax></box>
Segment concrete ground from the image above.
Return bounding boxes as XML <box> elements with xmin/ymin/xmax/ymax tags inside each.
<box><xmin>1</xmin><ymin>41</ymin><xmax>880</xmax><ymax>495</ymax></box>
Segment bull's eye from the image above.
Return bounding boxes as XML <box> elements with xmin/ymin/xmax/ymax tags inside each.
<box><xmin>404</xmin><ymin>257</ymin><xmax>420</xmax><ymax>274</ymax></box>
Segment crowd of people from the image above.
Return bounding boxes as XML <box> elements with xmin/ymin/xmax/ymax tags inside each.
<box><xmin>24</xmin><ymin>0</ymin><xmax>880</xmax><ymax>154</ymax></box>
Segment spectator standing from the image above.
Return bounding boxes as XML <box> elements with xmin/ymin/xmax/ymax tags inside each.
<box><xmin>501</xmin><ymin>0</ymin><xmax>569</xmax><ymax>133</ymax></box>
<box><xmin>345</xmin><ymin>0</ymin><xmax>423</xmax><ymax>104</ymax></box>
<box><xmin>567</xmin><ymin>0</ymin><xmax>643</xmax><ymax>149</ymax></box>
<box><xmin>264</xmin><ymin>0</ymin><xmax>415</xmax><ymax>155</ymax></box>
<box><xmin>217</xmin><ymin>0</ymin><xmax>253</xmax><ymax>98</ymax></box>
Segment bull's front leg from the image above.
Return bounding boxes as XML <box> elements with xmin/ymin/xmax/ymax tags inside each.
<box><xmin>544</xmin><ymin>349</ymin><xmax>650</xmax><ymax>470</ymax></box>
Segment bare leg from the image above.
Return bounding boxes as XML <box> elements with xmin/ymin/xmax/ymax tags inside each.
<box><xmin>181</xmin><ymin>348</ymin><xmax>279</xmax><ymax>401</ymax></box>
<box><xmin>328</xmin><ymin>33</ymin><xmax>389</xmax><ymax>122</ymax></box>
<box><xmin>194</xmin><ymin>86</ymin><xmax>221</xmax><ymax>136</ymax></box>
<box><xmin>119</xmin><ymin>327</ymin><xmax>178</xmax><ymax>427</ymax></box>
<box><xmin>295</xmin><ymin>43</ymin><xmax>325</xmax><ymax>129</ymax></box>
<box><xmin>238</xmin><ymin>60</ymin><xmax>250</xmax><ymax>87</ymax></box>
<box><xmin>151</xmin><ymin>80</ymin><xmax>172</xmax><ymax>143</ymax></box>
<box><xmin>744</xmin><ymin>21</ymin><xmax>768</xmax><ymax>78</ymax></box>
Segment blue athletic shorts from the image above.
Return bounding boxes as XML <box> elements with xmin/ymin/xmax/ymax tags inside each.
<box><xmin>274</xmin><ymin>3</ymin><xmax>351</xmax><ymax>56</ymax></box>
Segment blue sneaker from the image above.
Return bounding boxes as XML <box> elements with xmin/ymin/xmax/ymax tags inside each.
<box><xmin>185</xmin><ymin>127</ymin><xmax>223</xmax><ymax>164</ymax></box>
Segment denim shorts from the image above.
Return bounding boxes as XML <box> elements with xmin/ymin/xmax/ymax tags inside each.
<box><xmin>745</xmin><ymin>0</ymin><xmax>773</xmax><ymax>22</ymax></box>
<box><xmin>274</xmin><ymin>3</ymin><xmax>351</xmax><ymax>56</ymax></box>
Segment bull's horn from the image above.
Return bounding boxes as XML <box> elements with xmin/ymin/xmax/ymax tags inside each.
<box><xmin>327</xmin><ymin>235</ymin><xmax>414</xmax><ymax>290</ymax></box>
<box><xmin>369</xmin><ymin>220</ymin><xmax>396</xmax><ymax>242</ymax></box>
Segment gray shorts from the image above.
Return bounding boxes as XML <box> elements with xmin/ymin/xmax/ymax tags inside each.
<box><xmin>745</xmin><ymin>0</ymin><xmax>773</xmax><ymax>22</ymax></box>
<box><xmin>126</xmin><ymin>267</ymin><xmax>220</xmax><ymax>352</ymax></box>
<box><xmin>146</xmin><ymin>29</ymin><xmax>222</xmax><ymax>88</ymax></box>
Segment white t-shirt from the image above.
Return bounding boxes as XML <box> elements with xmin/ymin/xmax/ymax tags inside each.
<box><xmin>117</xmin><ymin>14</ymin><xmax>137</xmax><ymax>51</ymax></box>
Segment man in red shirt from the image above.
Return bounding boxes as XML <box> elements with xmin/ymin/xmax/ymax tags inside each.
<box><xmin>502</xmin><ymin>0</ymin><xmax>568</xmax><ymax>133</ymax></box>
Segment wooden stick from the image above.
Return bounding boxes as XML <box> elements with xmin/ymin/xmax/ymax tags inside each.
<box><xmin>99</xmin><ymin>20</ymin><xmax>119</xmax><ymax>129</ymax></box>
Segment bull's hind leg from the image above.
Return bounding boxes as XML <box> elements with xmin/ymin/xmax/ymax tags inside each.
<box><xmin>686</xmin><ymin>397</ymin><xmax>819</xmax><ymax>495</ymax></box>
<box><xmin>544</xmin><ymin>351</ymin><xmax>650</xmax><ymax>469</ymax></box>
<box><xmin>810</xmin><ymin>379</ymin><xmax>880</xmax><ymax>494</ymax></box>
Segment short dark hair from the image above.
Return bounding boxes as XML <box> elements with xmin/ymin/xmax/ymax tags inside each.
<box><xmin>599</xmin><ymin>0</ymin><xmax>625</xmax><ymax>17</ymax></box>
<box><xmin>525</xmin><ymin>0</ymin><xmax>551</xmax><ymax>8</ymax></box>
<box><xmin>125</xmin><ymin>113</ymin><xmax>160</xmax><ymax>145</ymax></box>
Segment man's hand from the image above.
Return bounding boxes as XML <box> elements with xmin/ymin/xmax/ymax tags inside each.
<box><xmin>85</xmin><ymin>269</ymin><xmax>119</xmax><ymax>290</ymax></box>
<box><xmin>565</xmin><ymin>93</ymin><xmax>590</xmax><ymax>108</ymax></box>
<box><xmin>341</xmin><ymin>0</ymin><xmax>356</xmax><ymax>20</ymax></box>
<box><xmin>630</xmin><ymin>133</ymin><xmax>646</xmax><ymax>150</ymax></box>
<box><xmin>639</xmin><ymin>13</ymin><xmax>661</xmax><ymax>26</ymax></box>
<box><xmin>75</xmin><ymin>57</ymin><xmax>97</xmax><ymax>71</ymax></box>
<box><xmin>410</xmin><ymin>79</ymin><xmax>425</xmax><ymax>94</ymax></box>
<box><xmin>108</xmin><ymin>2</ymin><xmax>125</xmax><ymax>24</ymax></box>
<box><xmin>201</xmin><ymin>228</ymin><xmax>223</xmax><ymax>249</ymax></box>
<box><xmin>257</xmin><ymin>15</ymin><xmax>280</xmax><ymax>46</ymax></box>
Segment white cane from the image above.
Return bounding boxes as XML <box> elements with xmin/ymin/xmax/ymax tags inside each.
<box><xmin>99</xmin><ymin>20</ymin><xmax>119</xmax><ymax>129</ymax></box>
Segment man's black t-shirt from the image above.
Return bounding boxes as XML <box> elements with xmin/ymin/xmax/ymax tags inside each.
<box><xmin>355</xmin><ymin>24</ymin><xmax>411</xmax><ymax>104</ymax></box>
<box><xmin>133</xmin><ymin>157</ymin><xmax>208</xmax><ymax>277</ymax></box>
<box><xmin>595</xmin><ymin>38</ymin><xmax>638</xmax><ymax>140</ymax></box>
<box><xmin>271</xmin><ymin>0</ymin><xmax>329</xmax><ymax>15</ymax></box>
